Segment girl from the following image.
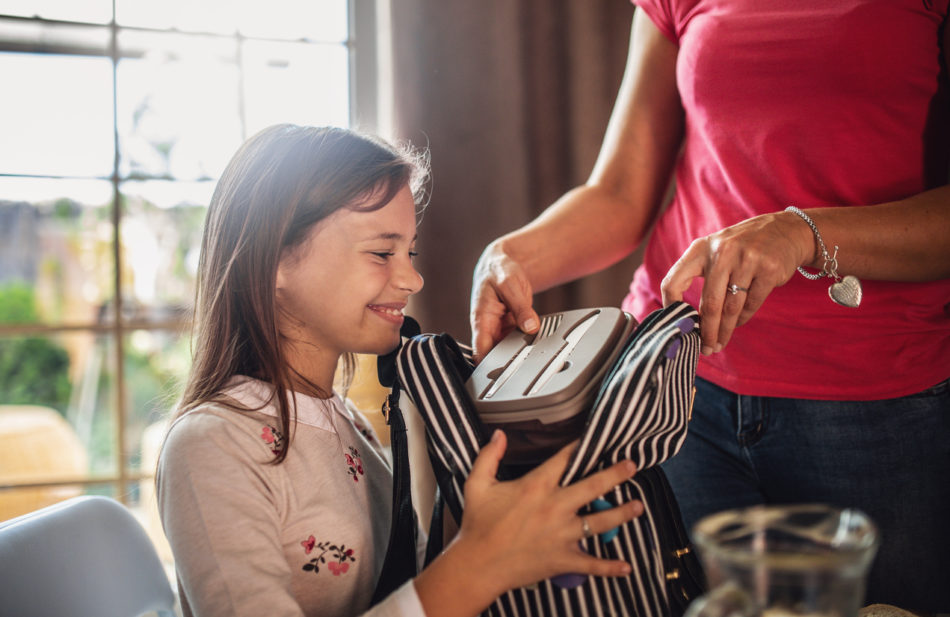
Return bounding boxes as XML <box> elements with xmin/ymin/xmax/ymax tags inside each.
<box><xmin>156</xmin><ymin>124</ymin><xmax>643</xmax><ymax>617</ymax></box>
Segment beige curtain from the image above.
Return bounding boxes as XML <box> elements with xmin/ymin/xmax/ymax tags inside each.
<box><xmin>391</xmin><ymin>0</ymin><xmax>640</xmax><ymax>339</ymax></box>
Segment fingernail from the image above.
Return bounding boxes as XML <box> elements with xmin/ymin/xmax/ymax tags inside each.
<box><xmin>491</xmin><ymin>429</ymin><xmax>502</xmax><ymax>444</ymax></box>
<box><xmin>714</xmin><ymin>343</ymin><xmax>723</xmax><ymax>353</ymax></box>
<box><xmin>701</xmin><ymin>345</ymin><xmax>713</xmax><ymax>355</ymax></box>
<box><xmin>621</xmin><ymin>563</ymin><xmax>632</xmax><ymax>574</ymax></box>
<box><xmin>523</xmin><ymin>317</ymin><xmax>538</xmax><ymax>332</ymax></box>
<box><xmin>625</xmin><ymin>461</ymin><xmax>636</xmax><ymax>475</ymax></box>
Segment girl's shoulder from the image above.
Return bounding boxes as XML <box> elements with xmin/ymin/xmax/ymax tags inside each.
<box><xmin>161</xmin><ymin>376</ymin><xmax>285</xmax><ymax>463</ymax></box>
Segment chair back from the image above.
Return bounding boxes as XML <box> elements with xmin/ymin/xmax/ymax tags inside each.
<box><xmin>0</xmin><ymin>495</ymin><xmax>176</xmax><ymax>617</ymax></box>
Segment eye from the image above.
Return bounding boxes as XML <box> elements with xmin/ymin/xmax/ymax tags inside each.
<box><xmin>370</xmin><ymin>251</ymin><xmax>395</xmax><ymax>261</ymax></box>
<box><xmin>409</xmin><ymin>251</ymin><xmax>419</xmax><ymax>259</ymax></box>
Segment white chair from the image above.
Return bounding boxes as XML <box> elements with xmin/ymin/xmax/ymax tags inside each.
<box><xmin>0</xmin><ymin>495</ymin><xmax>177</xmax><ymax>617</ymax></box>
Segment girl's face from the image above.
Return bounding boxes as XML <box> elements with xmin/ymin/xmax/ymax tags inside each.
<box><xmin>275</xmin><ymin>185</ymin><xmax>423</xmax><ymax>386</ymax></box>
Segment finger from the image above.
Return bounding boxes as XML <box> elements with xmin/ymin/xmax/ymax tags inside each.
<box><xmin>493</xmin><ymin>282</ymin><xmax>539</xmax><ymax>336</ymax></box>
<box><xmin>471</xmin><ymin>285</ymin><xmax>537</xmax><ymax>362</ymax></box>
<box><xmin>526</xmin><ymin>439</ymin><xmax>579</xmax><ymax>486</ymax></box>
<box><xmin>560</xmin><ymin>553</ymin><xmax>633</xmax><ymax>578</ymax></box>
<box><xmin>736</xmin><ymin>279</ymin><xmax>770</xmax><ymax>327</ymax></box>
<box><xmin>473</xmin><ymin>322</ymin><xmax>500</xmax><ymax>365</ymax></box>
<box><xmin>661</xmin><ymin>238</ymin><xmax>707</xmax><ymax>307</ymax></box>
<box><xmin>562</xmin><ymin>460</ymin><xmax>637</xmax><ymax>508</ymax></box>
<box><xmin>581</xmin><ymin>501</ymin><xmax>644</xmax><ymax>538</ymax></box>
<box><xmin>485</xmin><ymin>257</ymin><xmax>539</xmax><ymax>334</ymax></box>
<box><xmin>470</xmin><ymin>289</ymin><xmax>508</xmax><ymax>362</ymax></box>
<box><xmin>717</xmin><ymin>277</ymin><xmax>753</xmax><ymax>350</ymax></box>
<box><xmin>467</xmin><ymin>429</ymin><xmax>507</xmax><ymax>491</ymax></box>
<box><xmin>698</xmin><ymin>262</ymin><xmax>731</xmax><ymax>355</ymax></box>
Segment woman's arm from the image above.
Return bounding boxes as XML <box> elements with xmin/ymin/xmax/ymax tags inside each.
<box><xmin>470</xmin><ymin>11</ymin><xmax>684</xmax><ymax>360</ymax></box>
<box><xmin>661</xmin><ymin>192</ymin><xmax>950</xmax><ymax>355</ymax></box>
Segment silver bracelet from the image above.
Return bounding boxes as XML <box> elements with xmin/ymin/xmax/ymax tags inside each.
<box><xmin>784</xmin><ymin>206</ymin><xmax>863</xmax><ymax>307</ymax></box>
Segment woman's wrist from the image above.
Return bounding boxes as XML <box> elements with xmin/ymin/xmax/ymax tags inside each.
<box><xmin>779</xmin><ymin>209</ymin><xmax>822</xmax><ymax>269</ymax></box>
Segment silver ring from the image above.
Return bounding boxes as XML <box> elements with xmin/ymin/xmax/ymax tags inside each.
<box><xmin>580</xmin><ymin>516</ymin><xmax>593</xmax><ymax>539</ymax></box>
<box><xmin>727</xmin><ymin>283</ymin><xmax>749</xmax><ymax>295</ymax></box>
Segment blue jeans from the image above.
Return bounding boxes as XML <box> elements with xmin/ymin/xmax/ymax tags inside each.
<box><xmin>662</xmin><ymin>376</ymin><xmax>950</xmax><ymax>613</ymax></box>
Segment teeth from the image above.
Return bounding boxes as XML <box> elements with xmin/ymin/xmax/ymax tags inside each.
<box><xmin>371</xmin><ymin>306</ymin><xmax>403</xmax><ymax>316</ymax></box>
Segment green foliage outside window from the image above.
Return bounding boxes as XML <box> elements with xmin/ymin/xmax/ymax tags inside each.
<box><xmin>0</xmin><ymin>283</ymin><xmax>72</xmax><ymax>414</ymax></box>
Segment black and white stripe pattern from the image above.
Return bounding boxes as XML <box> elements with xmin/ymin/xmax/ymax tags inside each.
<box><xmin>395</xmin><ymin>302</ymin><xmax>704</xmax><ymax>617</ymax></box>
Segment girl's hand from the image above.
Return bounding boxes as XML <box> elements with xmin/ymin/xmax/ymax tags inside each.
<box><xmin>452</xmin><ymin>431</ymin><xmax>642</xmax><ymax>601</ymax></box>
<box><xmin>660</xmin><ymin>211</ymin><xmax>813</xmax><ymax>355</ymax></box>
<box><xmin>470</xmin><ymin>241</ymin><xmax>541</xmax><ymax>363</ymax></box>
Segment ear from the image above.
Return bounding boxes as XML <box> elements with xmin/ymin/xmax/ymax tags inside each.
<box><xmin>275</xmin><ymin>256</ymin><xmax>288</xmax><ymax>292</ymax></box>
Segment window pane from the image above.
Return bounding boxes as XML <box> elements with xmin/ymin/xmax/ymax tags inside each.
<box><xmin>120</xmin><ymin>180</ymin><xmax>209</xmax><ymax>312</ymax></box>
<box><xmin>124</xmin><ymin>328</ymin><xmax>189</xmax><ymax>474</ymax></box>
<box><xmin>115</xmin><ymin>0</ymin><xmax>347</xmax><ymax>41</ymax></box>
<box><xmin>243</xmin><ymin>40</ymin><xmax>349</xmax><ymax>135</ymax></box>
<box><xmin>0</xmin><ymin>178</ymin><xmax>114</xmax><ymax>325</ymax></box>
<box><xmin>236</xmin><ymin>0</ymin><xmax>347</xmax><ymax>42</ymax></box>
<box><xmin>77</xmin><ymin>332</ymin><xmax>119</xmax><ymax>475</ymax></box>
<box><xmin>116</xmin><ymin>32</ymin><xmax>243</xmax><ymax>180</ymax></box>
<box><xmin>115</xmin><ymin>0</ymin><xmax>238</xmax><ymax>35</ymax></box>
<box><xmin>0</xmin><ymin>331</ymin><xmax>116</xmax><ymax>476</ymax></box>
<box><xmin>0</xmin><ymin>1</ymin><xmax>112</xmax><ymax>24</ymax></box>
<box><xmin>0</xmin><ymin>52</ymin><xmax>114</xmax><ymax>177</ymax></box>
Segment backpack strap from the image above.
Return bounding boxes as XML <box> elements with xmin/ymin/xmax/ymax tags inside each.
<box><xmin>369</xmin><ymin>381</ymin><xmax>420</xmax><ymax>605</ymax></box>
<box><xmin>370</xmin><ymin>318</ymin><xmax>422</xmax><ymax>605</ymax></box>
<box><xmin>396</xmin><ymin>333</ymin><xmax>492</xmax><ymax>523</ymax></box>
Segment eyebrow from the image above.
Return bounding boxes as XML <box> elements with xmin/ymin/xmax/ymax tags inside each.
<box><xmin>366</xmin><ymin>232</ymin><xmax>418</xmax><ymax>242</ymax></box>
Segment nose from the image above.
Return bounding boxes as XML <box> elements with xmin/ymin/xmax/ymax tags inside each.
<box><xmin>396</xmin><ymin>257</ymin><xmax>424</xmax><ymax>295</ymax></box>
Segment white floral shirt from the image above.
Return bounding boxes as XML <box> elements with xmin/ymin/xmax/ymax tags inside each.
<box><xmin>157</xmin><ymin>376</ymin><xmax>424</xmax><ymax>617</ymax></box>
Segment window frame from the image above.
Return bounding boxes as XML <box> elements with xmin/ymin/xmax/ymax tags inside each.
<box><xmin>0</xmin><ymin>0</ymin><xmax>380</xmax><ymax>503</ymax></box>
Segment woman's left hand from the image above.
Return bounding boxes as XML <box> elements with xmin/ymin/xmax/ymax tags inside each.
<box><xmin>661</xmin><ymin>211</ymin><xmax>813</xmax><ymax>355</ymax></box>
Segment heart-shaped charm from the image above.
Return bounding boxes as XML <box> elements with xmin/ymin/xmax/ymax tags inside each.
<box><xmin>829</xmin><ymin>275</ymin><xmax>862</xmax><ymax>308</ymax></box>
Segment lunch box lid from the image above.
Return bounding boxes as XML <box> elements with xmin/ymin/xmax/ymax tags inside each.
<box><xmin>466</xmin><ymin>307</ymin><xmax>634</xmax><ymax>424</ymax></box>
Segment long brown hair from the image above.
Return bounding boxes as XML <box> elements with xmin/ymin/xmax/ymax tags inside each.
<box><xmin>179</xmin><ymin>124</ymin><xmax>428</xmax><ymax>462</ymax></box>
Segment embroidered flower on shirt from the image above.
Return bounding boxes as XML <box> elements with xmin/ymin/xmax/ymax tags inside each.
<box><xmin>261</xmin><ymin>425</ymin><xmax>285</xmax><ymax>455</ymax></box>
<box><xmin>301</xmin><ymin>539</ymin><xmax>356</xmax><ymax>576</ymax></box>
<box><xmin>344</xmin><ymin>446</ymin><xmax>364</xmax><ymax>482</ymax></box>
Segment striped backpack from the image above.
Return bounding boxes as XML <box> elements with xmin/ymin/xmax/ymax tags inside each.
<box><xmin>373</xmin><ymin>302</ymin><xmax>706</xmax><ymax>616</ymax></box>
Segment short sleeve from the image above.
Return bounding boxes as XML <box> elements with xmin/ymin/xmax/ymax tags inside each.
<box><xmin>631</xmin><ymin>0</ymin><xmax>678</xmax><ymax>43</ymax></box>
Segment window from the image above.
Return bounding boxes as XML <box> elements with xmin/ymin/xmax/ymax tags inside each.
<box><xmin>0</xmin><ymin>0</ymin><xmax>381</xmax><ymax>557</ymax></box>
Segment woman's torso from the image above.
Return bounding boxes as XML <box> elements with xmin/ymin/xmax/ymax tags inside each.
<box><xmin>625</xmin><ymin>0</ymin><xmax>950</xmax><ymax>399</ymax></box>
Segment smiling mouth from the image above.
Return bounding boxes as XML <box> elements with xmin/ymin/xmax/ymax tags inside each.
<box><xmin>368</xmin><ymin>305</ymin><xmax>404</xmax><ymax>317</ymax></box>
<box><xmin>367</xmin><ymin>304</ymin><xmax>406</xmax><ymax>325</ymax></box>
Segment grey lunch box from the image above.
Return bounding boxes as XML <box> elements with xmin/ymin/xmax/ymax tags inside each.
<box><xmin>465</xmin><ymin>307</ymin><xmax>636</xmax><ymax>465</ymax></box>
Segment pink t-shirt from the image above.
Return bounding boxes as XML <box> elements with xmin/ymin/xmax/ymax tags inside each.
<box><xmin>624</xmin><ymin>0</ymin><xmax>950</xmax><ymax>400</ymax></box>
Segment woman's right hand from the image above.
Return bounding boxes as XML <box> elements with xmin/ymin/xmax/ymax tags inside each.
<box><xmin>470</xmin><ymin>241</ymin><xmax>541</xmax><ymax>363</ymax></box>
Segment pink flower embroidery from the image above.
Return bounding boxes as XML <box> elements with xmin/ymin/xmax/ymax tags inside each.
<box><xmin>261</xmin><ymin>425</ymin><xmax>285</xmax><ymax>455</ymax></box>
<box><xmin>344</xmin><ymin>446</ymin><xmax>364</xmax><ymax>482</ymax></box>
<box><xmin>328</xmin><ymin>562</ymin><xmax>350</xmax><ymax>575</ymax></box>
<box><xmin>301</xmin><ymin>540</ymin><xmax>356</xmax><ymax>576</ymax></box>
